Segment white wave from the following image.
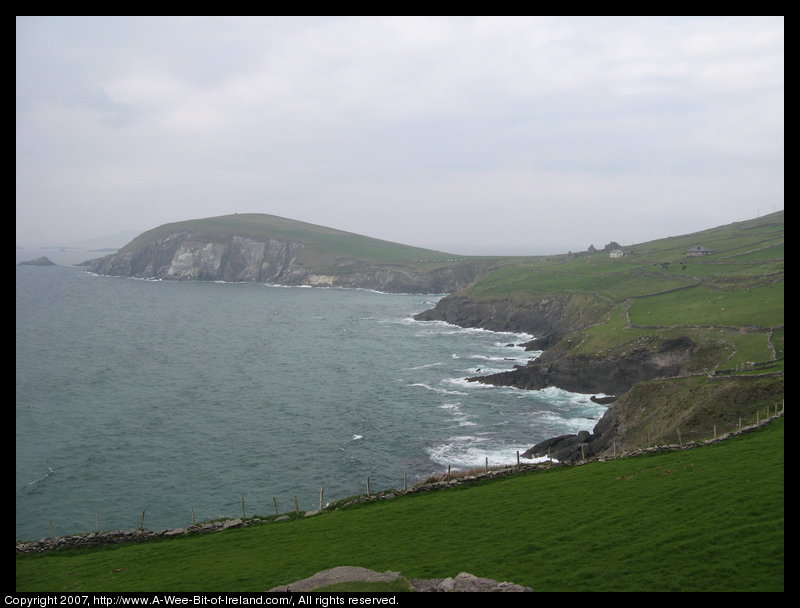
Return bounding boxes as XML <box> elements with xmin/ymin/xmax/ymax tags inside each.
<box><xmin>437</xmin><ymin>401</ymin><xmax>478</xmax><ymax>427</ymax></box>
<box><xmin>407</xmin><ymin>382</ymin><xmax>468</xmax><ymax>396</ymax></box>
<box><xmin>461</xmin><ymin>367</ymin><xmax>507</xmax><ymax>376</ymax></box>
<box><xmin>468</xmin><ymin>354</ymin><xmax>516</xmax><ymax>361</ymax></box>
<box><xmin>351</xmin><ymin>434</ymin><xmax>364</xmax><ymax>441</ymax></box>
<box><xmin>426</xmin><ymin>437</ymin><xmax>531</xmax><ymax>469</ymax></box>
<box><xmin>443</xmin><ymin>377</ymin><xmax>495</xmax><ymax>390</ymax></box>
<box><xmin>408</xmin><ymin>319</ymin><xmax>534</xmax><ymax>342</ymax></box>
<box><xmin>405</xmin><ymin>362</ymin><xmax>443</xmax><ymax>371</ymax></box>
<box><xmin>26</xmin><ymin>467</ymin><xmax>55</xmax><ymax>486</ymax></box>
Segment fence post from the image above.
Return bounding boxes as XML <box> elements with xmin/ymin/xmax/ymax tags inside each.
<box><xmin>366</xmin><ymin>476</ymin><xmax>371</xmax><ymax>498</ymax></box>
<box><xmin>447</xmin><ymin>465</ymin><xmax>451</xmax><ymax>480</ymax></box>
<box><xmin>140</xmin><ymin>510</ymin><xmax>146</xmax><ymax>530</ymax></box>
<box><xmin>677</xmin><ymin>428</ymin><xmax>682</xmax><ymax>447</ymax></box>
<box><xmin>517</xmin><ymin>450</ymin><xmax>520</xmax><ymax>466</ymax></box>
<box><xmin>273</xmin><ymin>497</ymin><xmax>279</xmax><ymax>517</ymax></box>
<box><xmin>403</xmin><ymin>472</ymin><xmax>407</xmax><ymax>492</ymax></box>
<box><xmin>485</xmin><ymin>457</ymin><xmax>489</xmax><ymax>472</ymax></box>
<box><xmin>293</xmin><ymin>496</ymin><xmax>300</xmax><ymax>517</ymax></box>
<box><xmin>49</xmin><ymin>520</ymin><xmax>56</xmax><ymax>539</ymax></box>
<box><xmin>319</xmin><ymin>487</ymin><xmax>324</xmax><ymax>511</ymax></box>
<box><xmin>191</xmin><ymin>506</ymin><xmax>196</xmax><ymax>525</ymax></box>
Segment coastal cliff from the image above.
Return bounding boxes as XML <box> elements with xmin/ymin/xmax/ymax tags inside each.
<box><xmin>82</xmin><ymin>214</ymin><xmax>495</xmax><ymax>293</ymax></box>
<box><xmin>412</xmin><ymin>211</ymin><xmax>784</xmax><ymax>462</ymax></box>
<box><xmin>413</xmin><ymin>292</ymin><xmax>613</xmax><ymax>350</ymax></box>
<box><xmin>470</xmin><ymin>336</ymin><xmax>709</xmax><ymax>395</ymax></box>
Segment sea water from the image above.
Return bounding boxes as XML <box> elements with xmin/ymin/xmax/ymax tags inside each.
<box><xmin>16</xmin><ymin>256</ymin><xmax>606</xmax><ymax>541</ymax></box>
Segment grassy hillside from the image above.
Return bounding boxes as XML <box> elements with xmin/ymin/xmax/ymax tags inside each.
<box><xmin>467</xmin><ymin>211</ymin><xmax>784</xmax><ymax>377</ymax></box>
<box><xmin>120</xmin><ymin>213</ymin><xmax>469</xmax><ymax>265</ymax></box>
<box><xmin>16</xmin><ymin>418</ymin><xmax>783</xmax><ymax>592</ymax></box>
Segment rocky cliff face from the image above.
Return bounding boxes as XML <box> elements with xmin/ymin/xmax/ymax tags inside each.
<box><xmin>87</xmin><ymin>232</ymin><xmax>304</xmax><ymax>283</ymax></box>
<box><xmin>413</xmin><ymin>293</ymin><xmax>608</xmax><ymax>348</ymax></box>
<box><xmin>471</xmin><ymin>336</ymin><xmax>703</xmax><ymax>396</ymax></box>
<box><xmin>85</xmin><ymin>231</ymin><xmax>486</xmax><ymax>293</ymax></box>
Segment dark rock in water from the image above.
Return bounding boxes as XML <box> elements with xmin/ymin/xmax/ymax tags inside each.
<box><xmin>591</xmin><ymin>395</ymin><xmax>617</xmax><ymax>405</ymax></box>
<box><xmin>18</xmin><ymin>256</ymin><xmax>56</xmax><ymax>266</ymax></box>
<box><xmin>522</xmin><ymin>431</ymin><xmax>594</xmax><ymax>463</ymax></box>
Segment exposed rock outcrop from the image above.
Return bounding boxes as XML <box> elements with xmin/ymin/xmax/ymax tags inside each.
<box><xmin>410</xmin><ymin>572</ymin><xmax>533</xmax><ymax>592</ymax></box>
<box><xmin>267</xmin><ymin>566</ymin><xmax>533</xmax><ymax>592</ymax></box>
<box><xmin>470</xmin><ymin>336</ymin><xmax>703</xmax><ymax>396</ymax></box>
<box><xmin>413</xmin><ymin>293</ymin><xmax>612</xmax><ymax>347</ymax></box>
<box><xmin>522</xmin><ymin>430</ymin><xmax>594</xmax><ymax>463</ymax></box>
<box><xmin>268</xmin><ymin>566</ymin><xmax>405</xmax><ymax>592</ymax></box>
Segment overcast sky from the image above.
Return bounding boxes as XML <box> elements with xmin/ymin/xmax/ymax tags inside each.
<box><xmin>16</xmin><ymin>16</ymin><xmax>783</xmax><ymax>255</ymax></box>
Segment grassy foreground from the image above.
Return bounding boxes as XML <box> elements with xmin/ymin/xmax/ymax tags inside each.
<box><xmin>16</xmin><ymin>419</ymin><xmax>784</xmax><ymax>592</ymax></box>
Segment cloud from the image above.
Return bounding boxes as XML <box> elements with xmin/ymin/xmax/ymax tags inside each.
<box><xmin>16</xmin><ymin>16</ymin><xmax>783</xmax><ymax>252</ymax></box>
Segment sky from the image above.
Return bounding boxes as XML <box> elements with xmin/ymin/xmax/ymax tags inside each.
<box><xmin>16</xmin><ymin>16</ymin><xmax>784</xmax><ymax>255</ymax></box>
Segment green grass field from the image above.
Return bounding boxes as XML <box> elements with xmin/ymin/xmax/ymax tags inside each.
<box><xmin>122</xmin><ymin>213</ymin><xmax>468</xmax><ymax>264</ymax></box>
<box><xmin>16</xmin><ymin>418</ymin><xmax>784</xmax><ymax>592</ymax></box>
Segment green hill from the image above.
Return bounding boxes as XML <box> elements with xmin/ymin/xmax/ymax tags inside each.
<box><xmin>15</xmin><ymin>417</ymin><xmax>784</xmax><ymax>592</ymax></box>
<box><xmin>84</xmin><ymin>213</ymin><xmax>501</xmax><ymax>292</ymax></box>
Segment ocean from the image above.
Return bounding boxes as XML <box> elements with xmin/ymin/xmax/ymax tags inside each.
<box><xmin>15</xmin><ymin>250</ymin><xmax>606</xmax><ymax>541</ymax></box>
